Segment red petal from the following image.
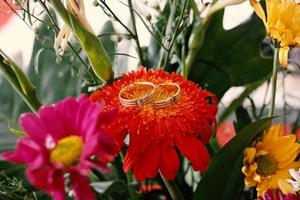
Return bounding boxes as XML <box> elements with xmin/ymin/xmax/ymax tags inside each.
<box><xmin>159</xmin><ymin>145</ymin><xmax>179</xmax><ymax>180</ymax></box>
<box><xmin>132</xmin><ymin>141</ymin><xmax>161</xmax><ymax>182</ymax></box>
<box><xmin>175</xmin><ymin>135</ymin><xmax>210</xmax><ymax>172</ymax></box>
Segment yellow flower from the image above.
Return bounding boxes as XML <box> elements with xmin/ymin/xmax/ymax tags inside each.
<box><xmin>242</xmin><ymin>124</ymin><xmax>300</xmax><ymax>196</ymax></box>
<box><xmin>250</xmin><ymin>0</ymin><xmax>300</xmax><ymax>68</ymax></box>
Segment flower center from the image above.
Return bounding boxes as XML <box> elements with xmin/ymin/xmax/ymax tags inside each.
<box><xmin>256</xmin><ymin>154</ymin><xmax>277</xmax><ymax>176</ymax></box>
<box><xmin>50</xmin><ymin>136</ymin><xmax>83</xmax><ymax>166</ymax></box>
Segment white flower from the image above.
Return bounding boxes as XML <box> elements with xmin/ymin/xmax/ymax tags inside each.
<box><xmin>133</xmin><ymin>0</ymin><xmax>167</xmax><ymax>23</ymax></box>
<box><xmin>287</xmin><ymin>168</ymin><xmax>300</xmax><ymax>192</ymax></box>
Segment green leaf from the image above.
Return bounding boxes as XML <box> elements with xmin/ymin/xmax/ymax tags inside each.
<box><xmin>93</xmin><ymin>180</ymin><xmax>128</xmax><ymax>196</ymax></box>
<box><xmin>234</xmin><ymin>106</ymin><xmax>252</xmax><ymax>133</ymax></box>
<box><xmin>0</xmin><ymin>50</ymin><xmax>36</xmax><ymax>97</ymax></box>
<box><xmin>92</xmin><ymin>179</ymin><xmax>139</xmax><ymax>199</ymax></box>
<box><xmin>192</xmin><ymin>117</ymin><xmax>274</xmax><ymax>200</ymax></box>
<box><xmin>50</xmin><ymin>0</ymin><xmax>113</xmax><ymax>82</ymax></box>
<box><xmin>189</xmin><ymin>11</ymin><xmax>272</xmax><ymax>98</ymax></box>
<box><xmin>8</xmin><ymin>125</ymin><xmax>26</xmax><ymax>137</ymax></box>
<box><xmin>0</xmin><ymin>53</ymin><xmax>41</xmax><ymax>113</ymax></box>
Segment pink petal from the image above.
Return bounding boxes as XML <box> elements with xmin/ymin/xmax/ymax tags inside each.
<box><xmin>97</xmin><ymin>109</ymin><xmax>118</xmax><ymax>127</ymax></box>
<box><xmin>19</xmin><ymin>113</ymin><xmax>47</xmax><ymax>143</ymax></box>
<box><xmin>76</xmin><ymin>95</ymin><xmax>99</xmax><ymax>138</ymax></box>
<box><xmin>70</xmin><ymin>172</ymin><xmax>95</xmax><ymax>200</ymax></box>
<box><xmin>0</xmin><ymin>138</ymin><xmax>40</xmax><ymax>164</ymax></box>
<box><xmin>50</xmin><ymin>170</ymin><xmax>66</xmax><ymax>200</ymax></box>
<box><xmin>26</xmin><ymin>167</ymin><xmax>66</xmax><ymax>199</ymax></box>
<box><xmin>52</xmin><ymin>191</ymin><xmax>65</xmax><ymax>200</ymax></box>
<box><xmin>39</xmin><ymin>106</ymin><xmax>67</xmax><ymax>141</ymax></box>
<box><xmin>56</xmin><ymin>96</ymin><xmax>79</xmax><ymax>135</ymax></box>
<box><xmin>95</xmin><ymin>130</ymin><xmax>115</xmax><ymax>161</ymax></box>
<box><xmin>26</xmin><ymin>166</ymin><xmax>53</xmax><ymax>190</ymax></box>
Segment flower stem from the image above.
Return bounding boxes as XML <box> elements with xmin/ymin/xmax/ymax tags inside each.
<box><xmin>163</xmin><ymin>0</ymin><xmax>189</xmax><ymax>69</ymax></box>
<box><xmin>119</xmin><ymin>153</ymin><xmax>139</xmax><ymax>200</ymax></box>
<box><xmin>159</xmin><ymin>172</ymin><xmax>185</xmax><ymax>200</ymax></box>
<box><xmin>268</xmin><ymin>47</ymin><xmax>279</xmax><ymax>117</ymax></box>
<box><xmin>125</xmin><ymin>171</ymin><xmax>140</xmax><ymax>200</ymax></box>
<box><xmin>127</xmin><ymin>0</ymin><xmax>145</xmax><ymax>66</ymax></box>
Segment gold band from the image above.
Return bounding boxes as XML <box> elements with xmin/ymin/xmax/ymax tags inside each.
<box><xmin>154</xmin><ymin>83</ymin><xmax>181</xmax><ymax>108</ymax></box>
<box><xmin>119</xmin><ymin>82</ymin><xmax>156</xmax><ymax>107</ymax></box>
<box><xmin>119</xmin><ymin>82</ymin><xmax>181</xmax><ymax>108</ymax></box>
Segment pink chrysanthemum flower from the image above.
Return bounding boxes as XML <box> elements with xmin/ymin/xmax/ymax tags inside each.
<box><xmin>0</xmin><ymin>95</ymin><xmax>117</xmax><ymax>200</ymax></box>
<box><xmin>258</xmin><ymin>189</ymin><xmax>299</xmax><ymax>200</ymax></box>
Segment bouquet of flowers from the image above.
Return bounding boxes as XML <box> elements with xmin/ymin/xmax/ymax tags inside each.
<box><xmin>0</xmin><ymin>0</ymin><xmax>300</xmax><ymax>199</ymax></box>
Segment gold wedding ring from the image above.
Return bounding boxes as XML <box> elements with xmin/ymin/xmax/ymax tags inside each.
<box><xmin>119</xmin><ymin>82</ymin><xmax>156</xmax><ymax>107</ymax></box>
<box><xmin>154</xmin><ymin>83</ymin><xmax>181</xmax><ymax>108</ymax></box>
<box><xmin>119</xmin><ymin>82</ymin><xmax>181</xmax><ymax>108</ymax></box>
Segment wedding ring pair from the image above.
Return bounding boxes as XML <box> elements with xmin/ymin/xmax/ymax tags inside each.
<box><xmin>119</xmin><ymin>82</ymin><xmax>181</xmax><ymax>108</ymax></box>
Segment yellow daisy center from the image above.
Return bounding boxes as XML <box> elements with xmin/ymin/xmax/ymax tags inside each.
<box><xmin>50</xmin><ymin>136</ymin><xmax>83</xmax><ymax>166</ymax></box>
<box><xmin>256</xmin><ymin>154</ymin><xmax>277</xmax><ymax>176</ymax></box>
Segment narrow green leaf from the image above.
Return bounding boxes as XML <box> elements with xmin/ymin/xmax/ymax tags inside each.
<box><xmin>192</xmin><ymin>117</ymin><xmax>274</xmax><ymax>200</ymax></box>
<box><xmin>0</xmin><ymin>50</ymin><xmax>36</xmax><ymax>97</ymax></box>
<box><xmin>8</xmin><ymin>125</ymin><xmax>26</xmax><ymax>137</ymax></box>
<box><xmin>0</xmin><ymin>52</ymin><xmax>41</xmax><ymax>113</ymax></box>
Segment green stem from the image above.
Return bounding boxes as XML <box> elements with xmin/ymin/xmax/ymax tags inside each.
<box><xmin>157</xmin><ymin>0</ymin><xmax>177</xmax><ymax>68</ymax></box>
<box><xmin>190</xmin><ymin>0</ymin><xmax>200</xmax><ymax>17</ymax></box>
<box><xmin>163</xmin><ymin>0</ymin><xmax>189</xmax><ymax>69</ymax></box>
<box><xmin>119</xmin><ymin>153</ymin><xmax>139</xmax><ymax>200</ymax></box>
<box><xmin>127</xmin><ymin>0</ymin><xmax>145</xmax><ymax>66</ymax></box>
<box><xmin>268</xmin><ymin>47</ymin><xmax>279</xmax><ymax>117</ymax></box>
<box><xmin>125</xmin><ymin>171</ymin><xmax>139</xmax><ymax>200</ymax></box>
<box><xmin>159</xmin><ymin>172</ymin><xmax>185</xmax><ymax>200</ymax></box>
<box><xmin>98</xmin><ymin>0</ymin><xmax>135</xmax><ymax>36</ymax></box>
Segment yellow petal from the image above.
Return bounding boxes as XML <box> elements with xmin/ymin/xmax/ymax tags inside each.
<box><xmin>270</xmin><ymin>135</ymin><xmax>299</xmax><ymax>162</ymax></box>
<box><xmin>278</xmin><ymin>179</ymin><xmax>296</xmax><ymax>195</ymax></box>
<box><xmin>244</xmin><ymin>147</ymin><xmax>257</xmax><ymax>163</ymax></box>
<box><xmin>250</xmin><ymin>0</ymin><xmax>267</xmax><ymax>28</ymax></box>
<box><xmin>279</xmin><ymin>47</ymin><xmax>289</xmax><ymax>68</ymax></box>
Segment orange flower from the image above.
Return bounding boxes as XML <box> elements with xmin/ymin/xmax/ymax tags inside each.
<box><xmin>90</xmin><ymin>68</ymin><xmax>218</xmax><ymax>182</ymax></box>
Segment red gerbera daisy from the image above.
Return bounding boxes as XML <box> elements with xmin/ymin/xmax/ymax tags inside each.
<box><xmin>90</xmin><ymin>68</ymin><xmax>218</xmax><ymax>182</ymax></box>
